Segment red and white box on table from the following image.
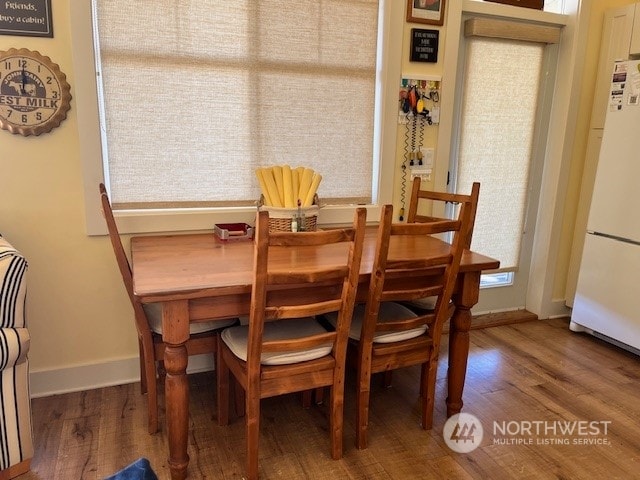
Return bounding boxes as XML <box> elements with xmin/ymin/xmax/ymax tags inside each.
<box><xmin>214</xmin><ymin>223</ymin><xmax>254</xmax><ymax>241</ymax></box>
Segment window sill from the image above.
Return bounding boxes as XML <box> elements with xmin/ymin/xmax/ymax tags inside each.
<box><xmin>89</xmin><ymin>203</ymin><xmax>383</xmax><ymax>236</ymax></box>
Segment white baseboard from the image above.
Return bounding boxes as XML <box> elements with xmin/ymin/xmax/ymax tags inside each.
<box><xmin>29</xmin><ymin>354</ymin><xmax>215</xmax><ymax>399</ymax></box>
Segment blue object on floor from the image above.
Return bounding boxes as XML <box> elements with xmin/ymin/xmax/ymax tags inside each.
<box><xmin>104</xmin><ymin>457</ymin><xmax>158</xmax><ymax>480</ymax></box>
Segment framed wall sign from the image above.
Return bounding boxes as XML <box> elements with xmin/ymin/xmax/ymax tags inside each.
<box><xmin>406</xmin><ymin>0</ymin><xmax>446</xmax><ymax>26</ymax></box>
<box><xmin>410</xmin><ymin>29</ymin><xmax>439</xmax><ymax>63</ymax></box>
<box><xmin>0</xmin><ymin>0</ymin><xmax>53</xmax><ymax>38</ymax></box>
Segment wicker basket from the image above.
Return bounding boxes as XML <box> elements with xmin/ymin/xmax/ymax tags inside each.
<box><xmin>259</xmin><ymin>204</ymin><xmax>320</xmax><ymax>232</ymax></box>
<box><xmin>258</xmin><ymin>203</ymin><xmax>320</xmax><ymax>232</ymax></box>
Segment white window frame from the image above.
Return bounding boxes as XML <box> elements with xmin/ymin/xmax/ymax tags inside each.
<box><xmin>71</xmin><ymin>1</ymin><xmax>401</xmax><ymax>235</ymax></box>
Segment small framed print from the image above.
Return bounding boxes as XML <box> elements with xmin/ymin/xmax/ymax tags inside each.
<box><xmin>0</xmin><ymin>0</ymin><xmax>53</xmax><ymax>37</ymax></box>
<box><xmin>410</xmin><ymin>29</ymin><xmax>439</xmax><ymax>63</ymax></box>
<box><xmin>406</xmin><ymin>0</ymin><xmax>446</xmax><ymax>26</ymax></box>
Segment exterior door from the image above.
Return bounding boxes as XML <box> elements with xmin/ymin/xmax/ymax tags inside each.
<box><xmin>447</xmin><ymin>17</ymin><xmax>559</xmax><ymax>313</ymax></box>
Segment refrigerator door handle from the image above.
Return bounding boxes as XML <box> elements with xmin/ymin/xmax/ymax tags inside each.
<box><xmin>591</xmin><ymin>231</ymin><xmax>640</xmax><ymax>247</ymax></box>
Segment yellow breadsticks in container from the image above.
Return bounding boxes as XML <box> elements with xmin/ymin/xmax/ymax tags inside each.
<box><xmin>255</xmin><ymin>168</ymin><xmax>273</xmax><ymax>207</ymax></box>
<box><xmin>291</xmin><ymin>168</ymin><xmax>300</xmax><ymax>205</ymax></box>
<box><xmin>282</xmin><ymin>165</ymin><xmax>295</xmax><ymax>208</ymax></box>
<box><xmin>272</xmin><ymin>165</ymin><xmax>285</xmax><ymax>206</ymax></box>
<box><xmin>304</xmin><ymin>172</ymin><xmax>322</xmax><ymax>207</ymax></box>
<box><xmin>259</xmin><ymin>167</ymin><xmax>283</xmax><ymax>207</ymax></box>
<box><xmin>298</xmin><ymin>168</ymin><xmax>314</xmax><ymax>204</ymax></box>
<box><xmin>256</xmin><ymin>165</ymin><xmax>322</xmax><ymax>208</ymax></box>
<box><xmin>256</xmin><ymin>164</ymin><xmax>322</xmax><ymax>231</ymax></box>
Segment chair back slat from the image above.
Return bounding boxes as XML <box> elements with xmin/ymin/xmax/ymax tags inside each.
<box><xmin>268</xmin><ymin>266</ymin><xmax>350</xmax><ymax>285</ymax></box>
<box><xmin>265</xmin><ymin>298</ymin><xmax>343</xmax><ymax>320</ymax></box>
<box><xmin>374</xmin><ymin>314</ymin><xmax>434</xmax><ymax>333</ymax></box>
<box><xmin>390</xmin><ymin>219</ymin><xmax>460</xmax><ymax>236</ymax></box>
<box><xmin>269</xmin><ymin>229</ymin><xmax>355</xmax><ymax>246</ymax></box>
<box><xmin>262</xmin><ymin>331</ymin><xmax>338</xmax><ymax>354</ymax></box>
<box><xmin>385</xmin><ymin>255</ymin><xmax>453</xmax><ymax>271</ymax></box>
<box><xmin>379</xmin><ymin>286</ymin><xmax>443</xmax><ymax>304</ymax></box>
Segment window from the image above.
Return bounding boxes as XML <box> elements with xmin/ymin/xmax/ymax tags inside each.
<box><xmin>74</xmin><ymin>1</ymin><xmax>398</xmax><ymax>234</ymax></box>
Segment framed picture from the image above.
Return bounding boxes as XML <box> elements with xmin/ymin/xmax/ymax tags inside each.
<box><xmin>406</xmin><ymin>0</ymin><xmax>446</xmax><ymax>26</ymax></box>
<box><xmin>410</xmin><ymin>29</ymin><xmax>439</xmax><ymax>63</ymax></box>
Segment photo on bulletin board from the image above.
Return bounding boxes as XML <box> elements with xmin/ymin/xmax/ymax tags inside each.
<box><xmin>406</xmin><ymin>0</ymin><xmax>446</xmax><ymax>26</ymax></box>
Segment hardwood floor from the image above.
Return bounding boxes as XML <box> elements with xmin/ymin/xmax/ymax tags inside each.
<box><xmin>23</xmin><ymin>318</ymin><xmax>640</xmax><ymax>479</ymax></box>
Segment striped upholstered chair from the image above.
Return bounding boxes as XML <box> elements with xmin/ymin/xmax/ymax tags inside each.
<box><xmin>0</xmin><ymin>235</ymin><xmax>33</xmax><ymax>478</ymax></box>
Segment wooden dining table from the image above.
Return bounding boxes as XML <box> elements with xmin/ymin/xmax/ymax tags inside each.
<box><xmin>130</xmin><ymin>226</ymin><xmax>499</xmax><ymax>479</ymax></box>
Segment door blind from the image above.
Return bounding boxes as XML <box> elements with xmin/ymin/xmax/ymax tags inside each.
<box><xmin>456</xmin><ymin>36</ymin><xmax>545</xmax><ymax>270</ymax></box>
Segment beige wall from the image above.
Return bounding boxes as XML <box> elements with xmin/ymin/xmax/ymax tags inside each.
<box><xmin>0</xmin><ymin>1</ymin><xmax>620</xmax><ymax>393</ymax></box>
<box><xmin>0</xmin><ymin>3</ymin><xmax>137</xmax><ymax>383</ymax></box>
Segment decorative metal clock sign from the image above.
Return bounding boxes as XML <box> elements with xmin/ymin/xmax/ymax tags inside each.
<box><xmin>0</xmin><ymin>48</ymin><xmax>71</xmax><ymax>136</ymax></box>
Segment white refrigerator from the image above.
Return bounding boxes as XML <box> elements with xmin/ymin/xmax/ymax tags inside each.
<box><xmin>571</xmin><ymin>59</ymin><xmax>640</xmax><ymax>352</ymax></box>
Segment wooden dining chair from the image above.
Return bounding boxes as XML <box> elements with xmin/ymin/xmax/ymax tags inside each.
<box><xmin>404</xmin><ymin>177</ymin><xmax>480</xmax><ymax>312</ymax></box>
<box><xmin>216</xmin><ymin>208</ymin><xmax>367</xmax><ymax>480</ymax></box>
<box><xmin>327</xmin><ymin>201</ymin><xmax>472</xmax><ymax>449</ymax></box>
<box><xmin>99</xmin><ymin>183</ymin><xmax>237</xmax><ymax>434</ymax></box>
<box><xmin>373</xmin><ymin>178</ymin><xmax>480</xmax><ymax>391</ymax></box>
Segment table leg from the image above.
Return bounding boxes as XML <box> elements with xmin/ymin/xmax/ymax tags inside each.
<box><xmin>446</xmin><ymin>271</ymin><xmax>480</xmax><ymax>417</ymax></box>
<box><xmin>162</xmin><ymin>300</ymin><xmax>191</xmax><ymax>480</ymax></box>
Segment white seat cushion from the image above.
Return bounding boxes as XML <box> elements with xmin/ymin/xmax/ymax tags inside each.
<box><xmin>326</xmin><ymin>302</ymin><xmax>426</xmax><ymax>344</ymax></box>
<box><xmin>144</xmin><ymin>303</ymin><xmax>237</xmax><ymax>335</ymax></box>
<box><xmin>221</xmin><ymin>317</ymin><xmax>333</xmax><ymax>366</ymax></box>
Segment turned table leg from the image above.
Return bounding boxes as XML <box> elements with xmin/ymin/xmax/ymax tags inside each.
<box><xmin>162</xmin><ymin>300</ymin><xmax>190</xmax><ymax>480</ymax></box>
<box><xmin>446</xmin><ymin>271</ymin><xmax>480</xmax><ymax>417</ymax></box>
